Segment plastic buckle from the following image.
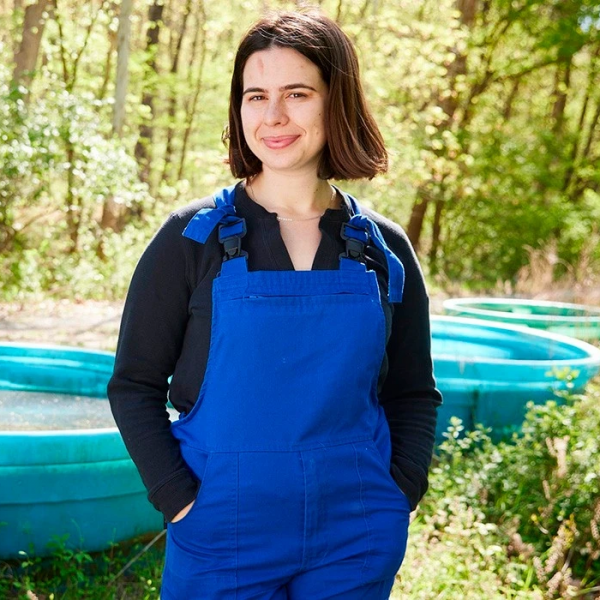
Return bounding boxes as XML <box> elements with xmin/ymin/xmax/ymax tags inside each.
<box><xmin>218</xmin><ymin>219</ymin><xmax>247</xmax><ymax>262</ymax></box>
<box><xmin>344</xmin><ymin>238</ymin><xmax>366</xmax><ymax>260</ymax></box>
<box><xmin>222</xmin><ymin>236</ymin><xmax>245</xmax><ymax>261</ymax></box>
<box><xmin>340</xmin><ymin>223</ymin><xmax>368</xmax><ymax>262</ymax></box>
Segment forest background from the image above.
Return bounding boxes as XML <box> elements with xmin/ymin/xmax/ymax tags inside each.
<box><xmin>1</xmin><ymin>1</ymin><xmax>600</xmax><ymax>599</ymax></box>
<box><xmin>2</xmin><ymin>0</ymin><xmax>600</xmax><ymax>300</ymax></box>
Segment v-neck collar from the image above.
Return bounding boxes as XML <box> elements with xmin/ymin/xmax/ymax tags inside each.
<box><xmin>233</xmin><ymin>182</ymin><xmax>351</xmax><ymax>272</ymax></box>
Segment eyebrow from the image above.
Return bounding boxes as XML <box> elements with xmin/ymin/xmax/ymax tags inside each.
<box><xmin>242</xmin><ymin>83</ymin><xmax>318</xmax><ymax>95</ymax></box>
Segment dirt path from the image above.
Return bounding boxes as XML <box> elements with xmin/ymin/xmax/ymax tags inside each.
<box><xmin>0</xmin><ymin>300</ymin><xmax>124</xmax><ymax>352</ymax></box>
<box><xmin>0</xmin><ymin>294</ymin><xmax>455</xmax><ymax>353</ymax></box>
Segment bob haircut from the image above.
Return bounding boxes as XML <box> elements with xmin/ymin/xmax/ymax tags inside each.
<box><xmin>224</xmin><ymin>10</ymin><xmax>388</xmax><ymax>181</ymax></box>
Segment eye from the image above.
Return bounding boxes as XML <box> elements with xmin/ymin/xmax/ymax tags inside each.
<box><xmin>246</xmin><ymin>94</ymin><xmax>265</xmax><ymax>102</ymax></box>
<box><xmin>289</xmin><ymin>92</ymin><xmax>307</xmax><ymax>99</ymax></box>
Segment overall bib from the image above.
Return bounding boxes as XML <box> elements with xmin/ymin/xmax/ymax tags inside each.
<box><xmin>161</xmin><ymin>186</ymin><xmax>411</xmax><ymax>600</ymax></box>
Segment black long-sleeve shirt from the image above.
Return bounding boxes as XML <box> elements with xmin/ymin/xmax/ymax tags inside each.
<box><xmin>107</xmin><ymin>182</ymin><xmax>442</xmax><ymax>522</ymax></box>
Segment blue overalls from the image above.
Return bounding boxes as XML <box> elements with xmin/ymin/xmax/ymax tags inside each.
<box><xmin>161</xmin><ymin>185</ymin><xmax>411</xmax><ymax>599</ymax></box>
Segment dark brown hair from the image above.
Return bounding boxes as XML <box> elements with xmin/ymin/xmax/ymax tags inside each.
<box><xmin>224</xmin><ymin>10</ymin><xmax>388</xmax><ymax>180</ymax></box>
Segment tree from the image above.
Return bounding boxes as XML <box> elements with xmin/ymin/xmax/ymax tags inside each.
<box><xmin>134</xmin><ymin>0</ymin><xmax>165</xmax><ymax>187</ymax></box>
<box><xmin>113</xmin><ymin>0</ymin><xmax>132</xmax><ymax>136</ymax></box>
<box><xmin>161</xmin><ymin>0</ymin><xmax>192</xmax><ymax>185</ymax></box>
<box><xmin>405</xmin><ymin>0</ymin><xmax>478</xmax><ymax>262</ymax></box>
<box><xmin>95</xmin><ymin>0</ymin><xmax>133</xmax><ymax>241</ymax></box>
<box><xmin>12</xmin><ymin>0</ymin><xmax>51</xmax><ymax>90</ymax></box>
<box><xmin>177</xmin><ymin>0</ymin><xmax>207</xmax><ymax>181</ymax></box>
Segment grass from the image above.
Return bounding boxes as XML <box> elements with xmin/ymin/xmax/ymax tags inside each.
<box><xmin>0</xmin><ymin>533</ymin><xmax>165</xmax><ymax>599</ymax></box>
<box><xmin>1</xmin><ymin>480</ymin><xmax>547</xmax><ymax>599</ymax></box>
<box><xmin>1</xmin><ymin>515</ymin><xmax>544</xmax><ymax>599</ymax></box>
<box><xmin>2</xmin><ymin>520</ymin><xmax>541</xmax><ymax>600</ymax></box>
<box><xmin>391</xmin><ymin>503</ymin><xmax>542</xmax><ymax>599</ymax></box>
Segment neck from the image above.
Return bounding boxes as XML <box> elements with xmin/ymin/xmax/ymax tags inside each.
<box><xmin>246</xmin><ymin>170</ymin><xmax>338</xmax><ymax>217</ymax></box>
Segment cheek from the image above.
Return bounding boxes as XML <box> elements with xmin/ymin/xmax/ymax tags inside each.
<box><xmin>240</xmin><ymin>109</ymin><xmax>256</xmax><ymax>142</ymax></box>
<box><xmin>316</xmin><ymin>111</ymin><xmax>326</xmax><ymax>139</ymax></box>
<box><xmin>315</xmin><ymin>116</ymin><xmax>327</xmax><ymax>140</ymax></box>
<box><xmin>240</xmin><ymin>108</ymin><xmax>250</xmax><ymax>130</ymax></box>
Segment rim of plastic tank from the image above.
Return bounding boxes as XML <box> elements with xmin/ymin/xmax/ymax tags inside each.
<box><xmin>0</xmin><ymin>428</ymin><xmax>121</xmax><ymax>437</ymax></box>
<box><xmin>0</xmin><ymin>342</ymin><xmax>120</xmax><ymax>436</ymax></box>
<box><xmin>442</xmin><ymin>298</ymin><xmax>600</xmax><ymax>324</ymax></box>
<box><xmin>431</xmin><ymin>315</ymin><xmax>600</xmax><ymax>368</ymax></box>
<box><xmin>0</xmin><ymin>341</ymin><xmax>116</xmax><ymax>357</ymax></box>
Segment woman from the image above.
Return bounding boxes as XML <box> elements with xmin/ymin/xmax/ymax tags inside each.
<box><xmin>108</xmin><ymin>9</ymin><xmax>441</xmax><ymax>600</ymax></box>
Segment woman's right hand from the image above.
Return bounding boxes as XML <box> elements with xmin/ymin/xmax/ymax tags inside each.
<box><xmin>170</xmin><ymin>500</ymin><xmax>195</xmax><ymax>523</ymax></box>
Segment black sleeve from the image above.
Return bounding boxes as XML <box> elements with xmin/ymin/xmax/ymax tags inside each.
<box><xmin>107</xmin><ymin>212</ymin><xmax>199</xmax><ymax>523</ymax></box>
<box><xmin>376</xmin><ymin>216</ymin><xmax>443</xmax><ymax>510</ymax></box>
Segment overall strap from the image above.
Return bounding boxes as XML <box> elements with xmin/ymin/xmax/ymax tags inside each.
<box><xmin>182</xmin><ymin>185</ymin><xmax>248</xmax><ymax>275</ymax></box>
<box><xmin>338</xmin><ymin>190</ymin><xmax>405</xmax><ymax>303</ymax></box>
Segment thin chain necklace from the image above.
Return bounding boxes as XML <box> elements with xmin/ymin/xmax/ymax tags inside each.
<box><xmin>247</xmin><ymin>181</ymin><xmax>336</xmax><ymax>222</ymax></box>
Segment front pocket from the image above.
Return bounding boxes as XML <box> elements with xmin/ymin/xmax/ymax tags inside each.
<box><xmin>166</xmin><ymin>453</ymin><xmax>237</xmax><ymax>573</ymax></box>
<box><xmin>364</xmin><ymin>441</ymin><xmax>409</xmax><ymax>503</ymax></box>
<box><xmin>354</xmin><ymin>442</ymin><xmax>411</xmax><ymax>583</ymax></box>
<box><xmin>169</xmin><ymin>451</ymin><xmax>211</xmax><ymax>527</ymax></box>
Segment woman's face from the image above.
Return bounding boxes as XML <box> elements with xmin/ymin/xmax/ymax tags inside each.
<box><xmin>240</xmin><ymin>47</ymin><xmax>329</xmax><ymax>178</ymax></box>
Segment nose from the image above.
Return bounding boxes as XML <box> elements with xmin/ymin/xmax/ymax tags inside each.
<box><xmin>263</xmin><ymin>97</ymin><xmax>288</xmax><ymax>126</ymax></box>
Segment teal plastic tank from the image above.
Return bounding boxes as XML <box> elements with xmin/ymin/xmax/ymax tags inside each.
<box><xmin>443</xmin><ymin>298</ymin><xmax>600</xmax><ymax>341</ymax></box>
<box><xmin>0</xmin><ymin>344</ymin><xmax>163</xmax><ymax>559</ymax></box>
<box><xmin>4</xmin><ymin>324</ymin><xmax>600</xmax><ymax>557</ymax></box>
<box><xmin>431</xmin><ymin>316</ymin><xmax>600</xmax><ymax>441</ymax></box>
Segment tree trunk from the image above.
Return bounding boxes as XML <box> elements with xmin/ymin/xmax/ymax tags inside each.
<box><xmin>53</xmin><ymin>0</ymin><xmax>105</xmax><ymax>251</ymax></box>
<box><xmin>161</xmin><ymin>0</ymin><xmax>192</xmax><ymax>185</ymax></box>
<box><xmin>571</xmin><ymin>99</ymin><xmax>600</xmax><ymax>201</ymax></box>
<box><xmin>457</xmin><ymin>0</ymin><xmax>478</xmax><ymax>25</ymax></box>
<box><xmin>502</xmin><ymin>78</ymin><xmax>520</xmax><ymax>121</ymax></box>
<box><xmin>429</xmin><ymin>196</ymin><xmax>445</xmax><ymax>273</ymax></box>
<box><xmin>177</xmin><ymin>0</ymin><xmax>207</xmax><ymax>181</ymax></box>
<box><xmin>563</xmin><ymin>45</ymin><xmax>600</xmax><ymax>195</ymax></box>
<box><xmin>113</xmin><ymin>0</ymin><xmax>132</xmax><ymax>136</ymax></box>
<box><xmin>551</xmin><ymin>58</ymin><xmax>571</xmax><ymax>134</ymax></box>
<box><xmin>407</xmin><ymin>0</ymin><xmax>478</xmax><ymax>253</ymax></box>
<box><xmin>98</xmin><ymin>2</ymin><xmax>118</xmax><ymax>102</ymax></box>
<box><xmin>65</xmin><ymin>142</ymin><xmax>80</xmax><ymax>254</ymax></box>
<box><xmin>134</xmin><ymin>0</ymin><xmax>165</xmax><ymax>187</ymax></box>
<box><xmin>94</xmin><ymin>0</ymin><xmax>132</xmax><ymax>254</ymax></box>
<box><xmin>406</xmin><ymin>188</ymin><xmax>430</xmax><ymax>251</ymax></box>
<box><xmin>12</xmin><ymin>0</ymin><xmax>50</xmax><ymax>89</ymax></box>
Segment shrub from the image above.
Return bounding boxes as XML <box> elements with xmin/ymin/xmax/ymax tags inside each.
<box><xmin>426</xmin><ymin>382</ymin><xmax>600</xmax><ymax>599</ymax></box>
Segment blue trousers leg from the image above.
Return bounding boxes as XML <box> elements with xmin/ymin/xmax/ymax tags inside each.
<box><xmin>287</xmin><ymin>574</ymin><xmax>397</xmax><ymax>600</ymax></box>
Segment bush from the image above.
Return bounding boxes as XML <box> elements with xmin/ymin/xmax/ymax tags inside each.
<box><xmin>425</xmin><ymin>381</ymin><xmax>600</xmax><ymax>599</ymax></box>
<box><xmin>0</xmin><ymin>63</ymin><xmax>152</xmax><ymax>302</ymax></box>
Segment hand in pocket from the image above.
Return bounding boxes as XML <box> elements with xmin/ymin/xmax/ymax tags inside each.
<box><xmin>171</xmin><ymin>499</ymin><xmax>195</xmax><ymax>523</ymax></box>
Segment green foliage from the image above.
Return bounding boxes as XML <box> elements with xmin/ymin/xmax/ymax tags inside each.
<box><xmin>2</xmin><ymin>0</ymin><xmax>600</xmax><ymax>297</ymax></box>
<box><xmin>424</xmin><ymin>382</ymin><xmax>600</xmax><ymax>599</ymax></box>
<box><xmin>485</xmin><ymin>394</ymin><xmax>600</xmax><ymax>590</ymax></box>
<box><xmin>0</xmin><ymin>534</ymin><xmax>163</xmax><ymax>599</ymax></box>
<box><xmin>0</xmin><ymin>61</ymin><xmax>152</xmax><ymax>301</ymax></box>
<box><xmin>0</xmin><ymin>76</ymin><xmax>60</xmax><ymax>257</ymax></box>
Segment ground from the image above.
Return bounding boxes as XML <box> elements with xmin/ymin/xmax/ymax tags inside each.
<box><xmin>0</xmin><ymin>300</ymin><xmax>124</xmax><ymax>351</ymax></box>
<box><xmin>0</xmin><ymin>295</ymin><xmax>452</xmax><ymax>351</ymax></box>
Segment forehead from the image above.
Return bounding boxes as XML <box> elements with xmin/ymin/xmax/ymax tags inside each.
<box><xmin>243</xmin><ymin>47</ymin><xmax>324</xmax><ymax>86</ymax></box>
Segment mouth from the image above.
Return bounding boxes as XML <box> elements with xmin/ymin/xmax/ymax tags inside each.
<box><xmin>262</xmin><ymin>136</ymin><xmax>300</xmax><ymax>150</ymax></box>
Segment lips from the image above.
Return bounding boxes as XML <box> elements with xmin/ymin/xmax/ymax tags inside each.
<box><xmin>262</xmin><ymin>136</ymin><xmax>300</xmax><ymax>149</ymax></box>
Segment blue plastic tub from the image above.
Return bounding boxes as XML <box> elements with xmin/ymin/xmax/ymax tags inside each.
<box><xmin>0</xmin><ymin>344</ymin><xmax>163</xmax><ymax>559</ymax></box>
<box><xmin>443</xmin><ymin>298</ymin><xmax>600</xmax><ymax>341</ymax></box>
<box><xmin>431</xmin><ymin>316</ymin><xmax>600</xmax><ymax>441</ymax></box>
<box><xmin>4</xmin><ymin>322</ymin><xmax>600</xmax><ymax>557</ymax></box>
